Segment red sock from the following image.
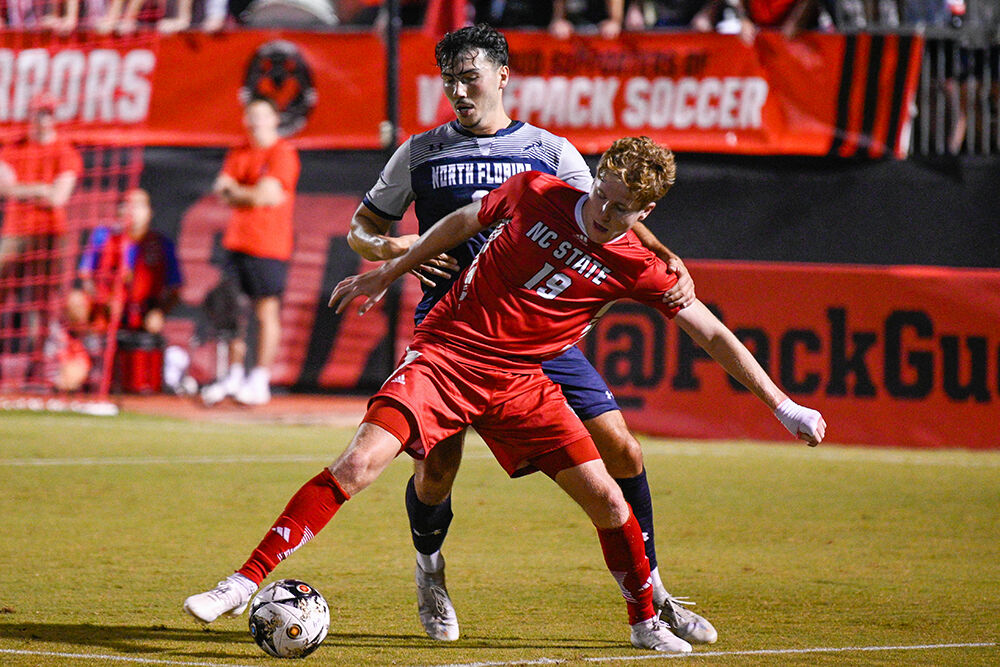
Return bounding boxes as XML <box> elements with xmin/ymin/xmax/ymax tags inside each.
<box><xmin>597</xmin><ymin>512</ymin><xmax>655</xmax><ymax>625</ymax></box>
<box><xmin>238</xmin><ymin>469</ymin><xmax>350</xmax><ymax>585</ymax></box>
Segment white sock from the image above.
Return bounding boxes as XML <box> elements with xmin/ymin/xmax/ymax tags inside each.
<box><xmin>227</xmin><ymin>363</ymin><xmax>246</xmax><ymax>385</ymax></box>
<box><xmin>650</xmin><ymin>566</ymin><xmax>668</xmax><ymax>603</ymax></box>
<box><xmin>416</xmin><ymin>550</ymin><xmax>444</xmax><ymax>573</ymax></box>
<box><xmin>228</xmin><ymin>572</ymin><xmax>258</xmax><ymax>593</ymax></box>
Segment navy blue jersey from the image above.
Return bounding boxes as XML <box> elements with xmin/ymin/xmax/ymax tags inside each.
<box><xmin>362</xmin><ymin>119</ymin><xmax>592</xmax><ymax>324</ymax></box>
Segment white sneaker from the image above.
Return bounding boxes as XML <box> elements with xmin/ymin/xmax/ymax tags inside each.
<box><xmin>183</xmin><ymin>574</ymin><xmax>257</xmax><ymax>623</ymax></box>
<box><xmin>415</xmin><ymin>560</ymin><xmax>459</xmax><ymax>641</ymax></box>
<box><xmin>656</xmin><ymin>593</ymin><xmax>718</xmax><ymax>644</ymax></box>
<box><xmin>234</xmin><ymin>377</ymin><xmax>270</xmax><ymax>406</ymax></box>
<box><xmin>629</xmin><ymin>617</ymin><xmax>693</xmax><ymax>653</ymax></box>
<box><xmin>200</xmin><ymin>371</ymin><xmax>242</xmax><ymax>406</ymax></box>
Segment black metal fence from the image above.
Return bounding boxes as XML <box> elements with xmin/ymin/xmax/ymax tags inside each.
<box><xmin>832</xmin><ymin>0</ymin><xmax>1000</xmax><ymax>155</ymax></box>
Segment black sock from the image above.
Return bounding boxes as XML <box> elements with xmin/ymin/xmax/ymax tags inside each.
<box><xmin>615</xmin><ymin>468</ymin><xmax>657</xmax><ymax>571</ymax></box>
<box><xmin>405</xmin><ymin>474</ymin><xmax>453</xmax><ymax>555</ymax></box>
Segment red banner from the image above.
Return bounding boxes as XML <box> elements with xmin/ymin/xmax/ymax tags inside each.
<box><xmin>401</xmin><ymin>31</ymin><xmax>923</xmax><ymax>157</ymax></box>
<box><xmin>585</xmin><ymin>261</ymin><xmax>1000</xmax><ymax>449</ymax></box>
<box><xmin>1</xmin><ymin>29</ymin><xmax>923</xmax><ymax>156</ymax></box>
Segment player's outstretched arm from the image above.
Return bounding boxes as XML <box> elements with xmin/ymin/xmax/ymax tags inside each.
<box><xmin>329</xmin><ymin>200</ymin><xmax>486</xmax><ymax>315</ymax></box>
<box><xmin>632</xmin><ymin>221</ymin><xmax>695</xmax><ymax>310</ymax></box>
<box><xmin>673</xmin><ymin>300</ymin><xmax>826</xmax><ymax>446</ymax></box>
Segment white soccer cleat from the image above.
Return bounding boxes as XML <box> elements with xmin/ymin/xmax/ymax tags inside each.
<box><xmin>183</xmin><ymin>574</ymin><xmax>257</xmax><ymax>623</ymax></box>
<box><xmin>656</xmin><ymin>593</ymin><xmax>718</xmax><ymax>644</ymax></box>
<box><xmin>415</xmin><ymin>560</ymin><xmax>459</xmax><ymax>641</ymax></box>
<box><xmin>629</xmin><ymin>616</ymin><xmax>693</xmax><ymax>653</ymax></box>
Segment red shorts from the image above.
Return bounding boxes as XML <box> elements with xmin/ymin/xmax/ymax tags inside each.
<box><xmin>369</xmin><ymin>344</ymin><xmax>598</xmax><ymax>477</ymax></box>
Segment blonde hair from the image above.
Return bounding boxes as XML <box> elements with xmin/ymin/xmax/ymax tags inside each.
<box><xmin>597</xmin><ymin>136</ymin><xmax>676</xmax><ymax>207</ymax></box>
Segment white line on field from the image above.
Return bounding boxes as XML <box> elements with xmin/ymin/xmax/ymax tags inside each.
<box><xmin>412</xmin><ymin>642</ymin><xmax>998</xmax><ymax>667</ymax></box>
<box><xmin>0</xmin><ymin>648</ymin><xmax>255</xmax><ymax>667</ymax></box>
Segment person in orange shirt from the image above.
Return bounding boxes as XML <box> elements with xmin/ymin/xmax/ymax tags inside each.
<box><xmin>0</xmin><ymin>93</ymin><xmax>82</xmax><ymax>378</ymax></box>
<box><xmin>201</xmin><ymin>96</ymin><xmax>300</xmax><ymax>406</ymax></box>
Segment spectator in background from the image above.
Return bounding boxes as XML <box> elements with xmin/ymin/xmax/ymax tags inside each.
<box><xmin>0</xmin><ymin>94</ymin><xmax>81</xmax><ymax>377</ymax></box>
<box><xmin>95</xmin><ymin>0</ymin><xmax>163</xmax><ymax>32</ymax></box>
<box><xmin>623</xmin><ymin>0</ymin><xmax>718</xmax><ymax>29</ymax></box>
<box><xmin>60</xmin><ymin>188</ymin><xmax>181</xmax><ymax>392</ymax></box>
<box><xmin>74</xmin><ymin>188</ymin><xmax>182</xmax><ymax>336</ymax></box>
<box><xmin>39</xmin><ymin>0</ymin><xmax>82</xmax><ymax>33</ymax></box>
<box><xmin>694</xmin><ymin>0</ymin><xmax>819</xmax><ymax>43</ymax></box>
<box><xmin>200</xmin><ymin>97</ymin><xmax>300</xmax><ymax>407</ymax></box>
<box><xmin>157</xmin><ymin>0</ymin><xmax>230</xmax><ymax>32</ymax></box>
<box><xmin>475</xmin><ymin>0</ymin><xmax>625</xmax><ymax>37</ymax></box>
<box><xmin>551</xmin><ymin>0</ymin><xmax>625</xmax><ymax>38</ymax></box>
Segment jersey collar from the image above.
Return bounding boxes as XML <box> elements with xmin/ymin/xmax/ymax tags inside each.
<box><xmin>449</xmin><ymin>119</ymin><xmax>524</xmax><ymax>138</ymax></box>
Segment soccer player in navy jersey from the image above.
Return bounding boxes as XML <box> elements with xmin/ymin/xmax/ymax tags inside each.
<box><xmin>183</xmin><ymin>137</ymin><xmax>825</xmax><ymax>654</ymax></box>
<box><xmin>348</xmin><ymin>24</ymin><xmax>714</xmax><ymax>644</ymax></box>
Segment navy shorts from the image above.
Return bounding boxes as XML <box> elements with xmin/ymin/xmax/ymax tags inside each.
<box><xmin>541</xmin><ymin>346</ymin><xmax>620</xmax><ymax>421</ymax></box>
<box><xmin>227</xmin><ymin>251</ymin><xmax>288</xmax><ymax>298</ymax></box>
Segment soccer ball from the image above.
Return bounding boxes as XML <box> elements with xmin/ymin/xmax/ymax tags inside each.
<box><xmin>248</xmin><ymin>579</ymin><xmax>330</xmax><ymax>658</ymax></box>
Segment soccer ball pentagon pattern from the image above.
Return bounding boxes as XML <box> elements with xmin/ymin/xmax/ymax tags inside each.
<box><xmin>248</xmin><ymin>579</ymin><xmax>330</xmax><ymax>658</ymax></box>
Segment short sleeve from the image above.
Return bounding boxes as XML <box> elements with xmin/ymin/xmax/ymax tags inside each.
<box><xmin>556</xmin><ymin>138</ymin><xmax>593</xmax><ymax>191</ymax></box>
<box><xmin>268</xmin><ymin>142</ymin><xmax>300</xmax><ymax>192</ymax></box>
<box><xmin>220</xmin><ymin>147</ymin><xmax>240</xmax><ymax>179</ymax></box>
<box><xmin>59</xmin><ymin>143</ymin><xmax>83</xmax><ymax>176</ymax></box>
<box><xmin>631</xmin><ymin>257</ymin><xmax>682</xmax><ymax>319</ymax></box>
<box><xmin>362</xmin><ymin>139</ymin><xmax>413</xmax><ymax>221</ymax></box>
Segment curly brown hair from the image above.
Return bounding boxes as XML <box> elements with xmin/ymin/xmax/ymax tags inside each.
<box><xmin>597</xmin><ymin>137</ymin><xmax>676</xmax><ymax>207</ymax></box>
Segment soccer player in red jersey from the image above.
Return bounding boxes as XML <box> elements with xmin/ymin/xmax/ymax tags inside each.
<box><xmin>352</xmin><ymin>26</ymin><xmax>708</xmax><ymax>644</ymax></box>
<box><xmin>184</xmin><ymin>137</ymin><xmax>825</xmax><ymax>653</ymax></box>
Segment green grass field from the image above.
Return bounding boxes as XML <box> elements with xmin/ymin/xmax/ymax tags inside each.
<box><xmin>0</xmin><ymin>410</ymin><xmax>998</xmax><ymax>666</ymax></box>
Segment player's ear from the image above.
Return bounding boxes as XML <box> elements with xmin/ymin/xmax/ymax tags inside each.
<box><xmin>638</xmin><ymin>201</ymin><xmax>656</xmax><ymax>221</ymax></box>
<box><xmin>497</xmin><ymin>65</ymin><xmax>510</xmax><ymax>90</ymax></box>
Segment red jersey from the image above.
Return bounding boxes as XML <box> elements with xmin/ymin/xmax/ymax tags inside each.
<box><xmin>0</xmin><ymin>136</ymin><xmax>82</xmax><ymax>236</ymax></box>
<box><xmin>220</xmin><ymin>138</ymin><xmax>299</xmax><ymax>261</ymax></box>
<box><xmin>414</xmin><ymin>171</ymin><xmax>681</xmax><ymax>373</ymax></box>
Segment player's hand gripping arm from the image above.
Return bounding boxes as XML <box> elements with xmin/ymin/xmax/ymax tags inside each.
<box><xmin>674</xmin><ymin>300</ymin><xmax>827</xmax><ymax>446</ymax></box>
<box><xmin>348</xmin><ymin>204</ymin><xmax>459</xmax><ymax>284</ymax></box>
<box><xmin>329</xmin><ymin>201</ymin><xmax>485</xmax><ymax>315</ymax></box>
<box><xmin>632</xmin><ymin>221</ymin><xmax>695</xmax><ymax>310</ymax></box>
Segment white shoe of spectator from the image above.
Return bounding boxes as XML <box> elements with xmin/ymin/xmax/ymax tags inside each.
<box><xmin>201</xmin><ymin>365</ymin><xmax>244</xmax><ymax>406</ymax></box>
<box><xmin>235</xmin><ymin>367</ymin><xmax>271</xmax><ymax>406</ymax></box>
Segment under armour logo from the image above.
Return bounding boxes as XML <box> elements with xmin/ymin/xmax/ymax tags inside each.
<box><xmin>605</xmin><ymin>390</ymin><xmax>614</xmax><ymax>400</ymax></box>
